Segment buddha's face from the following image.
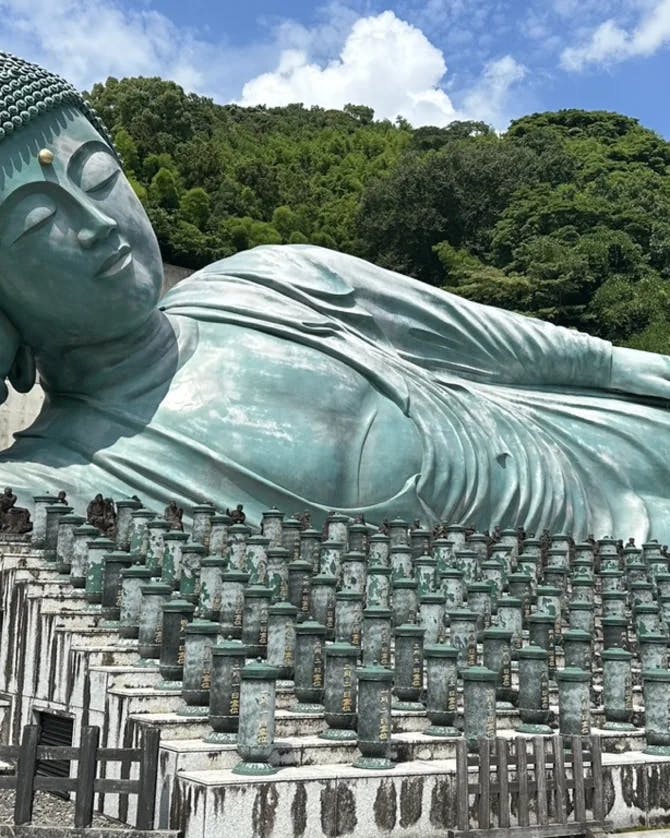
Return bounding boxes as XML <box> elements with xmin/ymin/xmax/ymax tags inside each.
<box><xmin>0</xmin><ymin>106</ymin><xmax>163</xmax><ymax>347</ymax></box>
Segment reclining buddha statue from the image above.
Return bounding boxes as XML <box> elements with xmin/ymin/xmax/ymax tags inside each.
<box><xmin>0</xmin><ymin>51</ymin><xmax>668</xmax><ymax>538</ymax></box>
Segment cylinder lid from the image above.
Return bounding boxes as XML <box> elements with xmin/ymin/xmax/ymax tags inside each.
<box><xmin>244</xmin><ymin>585</ymin><xmax>273</xmax><ymax>599</ymax></box>
<box><xmin>163</xmin><ymin>531</ymin><xmax>190</xmax><ymax>542</ymax></box>
<box><xmin>642</xmin><ymin>668</ymin><xmax>670</xmax><ymax>682</ymax></box>
<box><xmin>518</xmin><ymin>645</ymin><xmax>548</xmax><ymax>660</ymax></box>
<box><xmin>601</xmin><ymin>648</ymin><xmax>632</xmax><ymax>661</ymax></box>
<box><xmin>555</xmin><ymin>667</ymin><xmax>591</xmax><ymax>683</ymax></box>
<box><xmin>212</xmin><ymin>637</ymin><xmax>247</xmax><ymax>656</ymax></box>
<box><xmin>295</xmin><ymin>620</ymin><xmax>327</xmax><ymax>636</ymax></box>
<box><xmin>395</xmin><ymin>622</ymin><xmax>425</xmax><ymax>637</ymax></box>
<box><xmin>325</xmin><ymin>642</ymin><xmax>360</xmax><ymax>657</ymax></box>
<box><xmin>241</xmin><ymin>659</ymin><xmax>279</xmax><ymax>680</ymax></box>
<box><xmin>185</xmin><ymin>619</ymin><xmax>220</xmax><ymax>635</ymax></box>
<box><xmin>462</xmin><ymin>666</ymin><xmax>497</xmax><ymax>682</ymax></box>
<box><xmin>140</xmin><ymin>582</ymin><xmax>173</xmax><ymax>595</ymax></box>
<box><xmin>482</xmin><ymin>627</ymin><xmax>513</xmax><ymax>641</ymax></box>
<box><xmin>268</xmin><ymin>601</ymin><xmax>299</xmax><ymax>616</ymax></box>
<box><xmin>356</xmin><ymin>662</ymin><xmax>394</xmax><ymax>681</ymax></box>
<box><xmin>182</xmin><ymin>543</ymin><xmax>206</xmax><ymax>554</ymax></box>
<box><xmin>424</xmin><ymin>643</ymin><xmax>459</xmax><ymax>659</ymax></box>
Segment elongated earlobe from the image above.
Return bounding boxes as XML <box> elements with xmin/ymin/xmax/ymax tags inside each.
<box><xmin>8</xmin><ymin>344</ymin><xmax>35</xmax><ymax>393</ymax></box>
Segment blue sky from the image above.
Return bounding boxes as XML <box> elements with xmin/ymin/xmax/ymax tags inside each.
<box><xmin>1</xmin><ymin>0</ymin><xmax>669</xmax><ymax>135</ymax></box>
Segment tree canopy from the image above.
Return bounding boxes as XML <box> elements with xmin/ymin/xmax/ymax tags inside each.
<box><xmin>86</xmin><ymin>77</ymin><xmax>670</xmax><ymax>354</ymax></box>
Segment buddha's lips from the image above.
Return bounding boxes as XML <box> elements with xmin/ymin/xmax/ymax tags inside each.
<box><xmin>96</xmin><ymin>244</ymin><xmax>132</xmax><ymax>278</ymax></box>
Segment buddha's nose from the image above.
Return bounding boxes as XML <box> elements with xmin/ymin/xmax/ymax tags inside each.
<box><xmin>77</xmin><ymin>206</ymin><xmax>117</xmax><ymax>249</ymax></box>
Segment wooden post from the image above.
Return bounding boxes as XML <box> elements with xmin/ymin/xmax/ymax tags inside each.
<box><xmin>136</xmin><ymin>726</ymin><xmax>160</xmax><ymax>830</ymax></box>
<box><xmin>14</xmin><ymin>725</ymin><xmax>39</xmax><ymax>825</ymax></box>
<box><xmin>497</xmin><ymin>738</ymin><xmax>510</xmax><ymax>828</ymax></box>
<box><xmin>571</xmin><ymin>735</ymin><xmax>586</xmax><ymax>823</ymax></box>
<box><xmin>456</xmin><ymin>737</ymin><xmax>469</xmax><ymax>832</ymax></box>
<box><xmin>516</xmin><ymin>738</ymin><xmax>529</xmax><ymax>827</ymax></box>
<box><xmin>535</xmin><ymin>736</ymin><xmax>548</xmax><ymax>825</ymax></box>
<box><xmin>591</xmin><ymin>735</ymin><xmax>604</xmax><ymax>822</ymax></box>
<box><xmin>478</xmin><ymin>738</ymin><xmax>491</xmax><ymax>830</ymax></box>
<box><xmin>554</xmin><ymin>735</ymin><xmax>568</xmax><ymax>824</ymax></box>
<box><xmin>75</xmin><ymin>726</ymin><xmax>99</xmax><ymax>828</ymax></box>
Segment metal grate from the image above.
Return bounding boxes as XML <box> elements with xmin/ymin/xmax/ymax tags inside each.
<box><xmin>35</xmin><ymin>712</ymin><xmax>73</xmax><ymax>792</ymax></box>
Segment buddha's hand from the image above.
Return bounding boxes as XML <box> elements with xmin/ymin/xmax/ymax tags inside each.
<box><xmin>610</xmin><ymin>346</ymin><xmax>670</xmax><ymax>401</ymax></box>
<box><xmin>0</xmin><ymin>310</ymin><xmax>35</xmax><ymax>405</ymax></box>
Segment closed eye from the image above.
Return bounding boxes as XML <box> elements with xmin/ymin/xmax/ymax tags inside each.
<box><xmin>86</xmin><ymin>168</ymin><xmax>121</xmax><ymax>196</ymax></box>
<box><xmin>11</xmin><ymin>205</ymin><xmax>56</xmax><ymax>244</ymax></box>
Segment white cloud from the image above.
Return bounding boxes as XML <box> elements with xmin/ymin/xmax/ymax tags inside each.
<box><xmin>238</xmin><ymin>10</ymin><xmax>526</xmax><ymax>129</ymax></box>
<box><xmin>561</xmin><ymin>0</ymin><xmax>670</xmax><ymax>70</ymax></box>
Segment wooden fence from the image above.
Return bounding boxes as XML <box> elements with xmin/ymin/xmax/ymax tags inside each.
<box><xmin>451</xmin><ymin>734</ymin><xmax>608</xmax><ymax>838</ymax></box>
<box><xmin>0</xmin><ymin>724</ymin><xmax>160</xmax><ymax>829</ymax></box>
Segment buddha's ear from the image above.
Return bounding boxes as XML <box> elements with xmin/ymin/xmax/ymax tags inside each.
<box><xmin>0</xmin><ymin>309</ymin><xmax>35</xmax><ymax>395</ymax></box>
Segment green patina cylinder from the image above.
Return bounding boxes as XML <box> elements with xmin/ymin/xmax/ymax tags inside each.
<box><xmin>219</xmin><ymin>569</ymin><xmax>249</xmax><ymax>639</ymax></box>
<box><xmin>453</xmin><ymin>549</ymin><xmax>478</xmax><ymax>585</ymax></box>
<box><xmin>543</xmin><ymin>567</ymin><xmax>568</xmax><ymax>593</ymax></box>
<box><xmin>228</xmin><ymin>523</ymin><xmax>251</xmax><ymax>572</ymax></box>
<box><xmin>128</xmin><ymin>508</ymin><xmax>156</xmax><ymax>559</ymax></box>
<box><xmin>388</xmin><ymin>518</ymin><xmax>409</xmax><ymax>548</ymax></box>
<box><xmin>159</xmin><ymin>594</ymin><xmax>195</xmax><ymax>684</ymax></box>
<box><xmin>368</xmin><ymin>533</ymin><xmax>390</xmax><ymax>569</ymax></box>
<box><xmin>242</xmin><ymin>585</ymin><xmax>272</xmax><ymax>658</ymax></box>
<box><xmin>448</xmin><ymin>609</ymin><xmax>479</xmax><ymax>667</ymax></box>
<box><xmin>568</xmin><ymin>602</ymin><xmax>595</xmax><ymax>634</ymax></box>
<box><xmin>393</xmin><ymin>622</ymin><xmax>425</xmax><ymax>707</ymax></box>
<box><xmin>598</xmin><ymin>538</ymin><xmax>621</xmax><ymax>572</ymax></box>
<box><xmin>207</xmin><ymin>637</ymin><xmax>246</xmax><ymax>743</ymax></box>
<box><xmin>550</xmin><ymin>533</ymin><xmax>571</xmax><ymax>557</ymax></box>
<box><xmin>635</xmin><ymin>603</ymin><xmax>662</xmax><ymax>636</ymax></box>
<box><xmin>419</xmin><ymin>594</ymin><xmax>446</xmax><ymax>645</ymax></box>
<box><xmin>496</xmin><ymin>596</ymin><xmax>524</xmax><ymax>652</ymax></box>
<box><xmin>266</xmin><ymin>546</ymin><xmax>290</xmax><ymax>602</ymax></box>
<box><xmin>261</xmin><ymin>508</ymin><xmax>284</xmax><ymax>548</ymax></box>
<box><xmin>209</xmin><ymin>513</ymin><xmax>232</xmax><ymax>557</ymax></box>
<box><xmin>572</xmin><ymin>560</ymin><xmax>594</xmax><ymax>582</ymax></box>
<box><xmin>199</xmin><ymin>555</ymin><xmax>227</xmax><ymax>621</ymax></box>
<box><xmin>482</xmin><ymin>627</ymin><xmax>514</xmax><ymax>703</ymax></box>
<box><xmin>439</xmin><ymin>568</ymin><xmax>465</xmax><ymax>609</ymax></box>
<box><xmin>643</xmin><ymin>541</ymin><xmax>664</xmax><ymax>565</ymax></box>
<box><xmin>490</xmin><ymin>544</ymin><xmax>514</xmax><ymax>583</ymax></box>
<box><xmin>433</xmin><ymin>538</ymin><xmax>454</xmax><ymax>575</ymax></box>
<box><xmin>602</xmin><ymin>648</ymin><xmax>634</xmax><ymax>729</ymax></box>
<box><xmin>570</xmin><ymin>577</ymin><xmax>595</xmax><ymax>606</ymax></box>
<box><xmin>415</xmin><ymin>554</ymin><xmax>437</xmax><ymax>596</ymax></box>
<box><xmin>446</xmin><ymin>525</ymin><xmax>467</xmax><ymax>552</ymax></box>
<box><xmin>536</xmin><ymin>586</ymin><xmax>563</xmax><ymax>634</ymax></box>
<box><xmin>392</xmin><ymin>578</ymin><xmax>418</xmax><ymax>626</ymax></box>
<box><xmin>638</xmin><ymin>633</ymin><xmax>669</xmax><ymax>671</ymax></box>
<box><xmin>508</xmin><ymin>572</ymin><xmax>533</xmax><ymax>621</ymax></box>
<box><xmin>623</xmin><ymin>546</ymin><xmax>643</xmax><ymax>570</ymax></box>
<box><xmin>281</xmin><ymin>518</ymin><xmax>302</xmax><ymax>561</ymax></box>
<box><xmin>70</xmin><ymin>523</ymin><xmax>100</xmax><ymax>588</ymax></box>
<box><xmin>145</xmin><ymin>520</ymin><xmax>170</xmax><ymax>575</ymax></box>
<box><xmin>181</xmin><ymin>618</ymin><xmax>220</xmax><ymax>711</ymax></box>
<box><xmin>643</xmin><ymin>669</ymin><xmax>670</xmax><ymax>753</ymax></box>
<box><xmin>341</xmin><ymin>551</ymin><xmax>367</xmax><ymax>595</ymax></box>
<box><xmin>517</xmin><ymin>645</ymin><xmax>551</xmax><ymax>732</ymax></box>
<box><xmin>234</xmin><ymin>659</ymin><xmax>280</xmax><ymax>775</ymax></box>
<box><xmin>119</xmin><ymin>562</ymin><xmax>153</xmax><ymax>639</ymax></box>
<box><xmin>602</xmin><ymin>616</ymin><xmax>628</xmax><ymax>650</ymax></box>
<box><xmin>467</xmin><ymin>533</ymin><xmax>488</xmax><ymax>564</ymax></box>
<box><xmin>191</xmin><ymin>503</ymin><xmax>215</xmax><ymax>552</ymax></box>
<box><xmin>321</xmin><ymin>642</ymin><xmax>359</xmax><ymax>739</ymax></box>
<box><xmin>660</xmin><ymin>596</ymin><xmax>670</xmax><ymax>631</ymax></box>
<box><xmin>630</xmin><ymin>580</ymin><xmax>654</xmax><ymax>607</ymax></box>
<box><xmin>245</xmin><ymin>535</ymin><xmax>270</xmax><ymax>587</ymax></box>
<box><xmin>319</xmin><ymin>539</ymin><xmax>344</xmax><ymax>580</ymax></box>
<box><xmin>462</xmin><ymin>666</ymin><xmax>497</xmax><ymax>750</ymax></box>
<box><xmin>294</xmin><ymin>620</ymin><xmax>326</xmax><ymax>709</ymax></box>
<box><xmin>627</xmin><ymin>563</ymin><xmax>650</xmax><ymax>587</ymax></box>
<box><xmin>410</xmin><ymin>525</ymin><xmax>432</xmax><ymax>559</ymax></box>
<box><xmin>656</xmin><ymin>574</ymin><xmax>670</xmax><ymax>599</ymax></box>
<box><xmin>287</xmin><ymin>559</ymin><xmax>312</xmax><ymax>615</ymax></box>
<box><xmin>310</xmin><ymin>574</ymin><xmax>337</xmax><ymax>639</ymax></box>
<box><xmin>115</xmin><ymin>498</ymin><xmax>143</xmax><ymax>551</ymax></box>
<box><xmin>55</xmin><ymin>513</ymin><xmax>86</xmax><ymax>574</ymax></box>
<box><xmin>348</xmin><ymin>523</ymin><xmax>369</xmax><ymax>555</ymax></box>
<box><xmin>573</xmin><ymin>543</ymin><xmax>595</xmax><ymax>568</ymax></box>
<box><xmin>517</xmin><ymin>540</ymin><xmax>541</xmax><ymax>582</ymax></box>
<box><xmin>299</xmin><ymin>528</ymin><xmax>322</xmax><ymax>572</ymax></box>
<box><xmin>31</xmin><ymin>494</ymin><xmax>57</xmax><ymax>547</ymax></box>
<box><xmin>101</xmin><ymin>551</ymin><xmax>134</xmax><ymax>622</ymax></box>
<box><xmin>528</xmin><ymin>612</ymin><xmax>557</xmax><ymax>674</ymax></box>
<box><xmin>354</xmin><ymin>662</ymin><xmax>394</xmax><ymax>769</ymax></box>
<box><xmin>161</xmin><ymin>531</ymin><xmax>189</xmax><ymax>588</ymax></box>
<box><xmin>335</xmin><ymin>591</ymin><xmax>363</xmax><ymax>648</ymax></box>
<box><xmin>467</xmin><ymin>583</ymin><xmax>493</xmax><ymax>636</ymax></box>
<box><xmin>180</xmin><ymin>542</ymin><xmax>206</xmax><ymax>604</ymax></box>
<box><xmin>562</xmin><ymin>628</ymin><xmax>592</xmax><ymax>671</ymax></box>
<box><xmin>390</xmin><ymin>545</ymin><xmax>413</xmax><ymax>581</ymax></box>
<box><xmin>424</xmin><ymin>643</ymin><xmax>459</xmax><ymax>735</ymax></box>
<box><xmin>84</xmin><ymin>537</ymin><xmax>115</xmax><ymax>604</ymax></box>
<box><xmin>601</xmin><ymin>591</ymin><xmax>627</xmax><ymax>619</ymax></box>
<box><xmin>480</xmin><ymin>560</ymin><xmax>504</xmax><ymax>606</ymax></box>
<box><xmin>366</xmin><ymin>566</ymin><xmax>391</xmax><ymax>609</ymax></box>
<box><xmin>600</xmin><ymin>569</ymin><xmax>625</xmax><ymax>594</ymax></box>
<box><xmin>361</xmin><ymin>607</ymin><xmax>393</xmax><ymax>667</ymax></box>
<box><xmin>137</xmin><ymin>581</ymin><xmax>173</xmax><ymax>661</ymax></box>
<box><xmin>556</xmin><ymin>667</ymin><xmax>591</xmax><ymax>736</ymax></box>
<box><xmin>546</xmin><ymin>547</ymin><xmax>569</xmax><ymax>571</ymax></box>
<box><xmin>267</xmin><ymin>601</ymin><xmax>298</xmax><ymax>679</ymax></box>
<box><xmin>44</xmin><ymin>504</ymin><xmax>73</xmax><ymax>561</ymax></box>
<box><xmin>325</xmin><ymin>513</ymin><xmax>349</xmax><ymax>544</ymax></box>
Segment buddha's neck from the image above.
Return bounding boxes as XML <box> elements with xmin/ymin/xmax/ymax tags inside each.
<box><xmin>34</xmin><ymin>309</ymin><xmax>179</xmax><ymax>403</ymax></box>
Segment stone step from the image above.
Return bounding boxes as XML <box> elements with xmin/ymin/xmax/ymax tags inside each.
<box><xmin>70</xmin><ymin>645</ymin><xmax>142</xmax><ymax>666</ymax></box>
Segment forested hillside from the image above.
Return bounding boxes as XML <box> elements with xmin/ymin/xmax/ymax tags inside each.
<box><xmin>86</xmin><ymin>77</ymin><xmax>670</xmax><ymax>354</ymax></box>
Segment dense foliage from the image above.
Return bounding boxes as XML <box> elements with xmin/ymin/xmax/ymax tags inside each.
<box><xmin>87</xmin><ymin>77</ymin><xmax>670</xmax><ymax>353</ymax></box>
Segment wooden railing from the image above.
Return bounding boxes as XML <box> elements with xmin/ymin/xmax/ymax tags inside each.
<box><xmin>0</xmin><ymin>724</ymin><xmax>160</xmax><ymax>829</ymax></box>
<box><xmin>451</xmin><ymin>735</ymin><xmax>608</xmax><ymax>838</ymax></box>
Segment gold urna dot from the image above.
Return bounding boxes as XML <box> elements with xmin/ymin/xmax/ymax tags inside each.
<box><xmin>37</xmin><ymin>148</ymin><xmax>54</xmax><ymax>165</ymax></box>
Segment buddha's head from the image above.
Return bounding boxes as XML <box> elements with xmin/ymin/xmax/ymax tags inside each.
<box><xmin>0</xmin><ymin>53</ymin><xmax>163</xmax><ymax>390</ymax></box>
